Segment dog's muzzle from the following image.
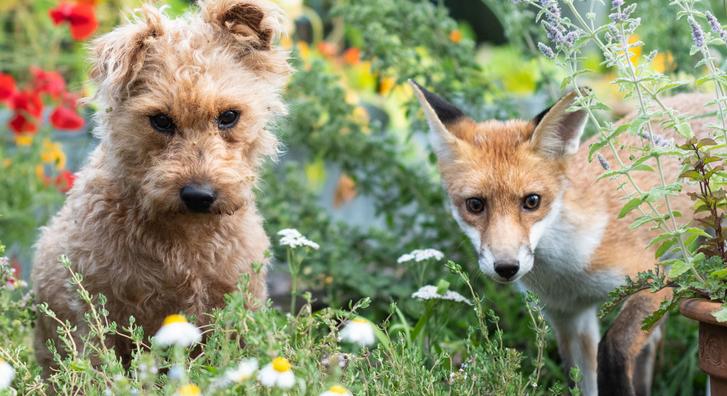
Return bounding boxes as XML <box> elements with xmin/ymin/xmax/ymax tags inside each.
<box><xmin>180</xmin><ymin>184</ymin><xmax>217</xmax><ymax>213</ymax></box>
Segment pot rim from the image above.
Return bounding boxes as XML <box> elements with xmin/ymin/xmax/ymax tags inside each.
<box><xmin>680</xmin><ymin>298</ymin><xmax>726</xmax><ymax>327</ymax></box>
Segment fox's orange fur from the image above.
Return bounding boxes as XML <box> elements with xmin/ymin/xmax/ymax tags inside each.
<box><xmin>412</xmin><ymin>81</ymin><xmax>714</xmax><ymax>396</ymax></box>
<box><xmin>32</xmin><ymin>0</ymin><xmax>290</xmax><ymax>376</ymax></box>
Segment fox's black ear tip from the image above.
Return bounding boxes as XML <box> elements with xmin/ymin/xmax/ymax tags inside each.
<box><xmin>411</xmin><ymin>83</ymin><xmax>464</xmax><ymax>124</ymax></box>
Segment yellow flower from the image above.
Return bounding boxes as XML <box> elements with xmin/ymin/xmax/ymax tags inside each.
<box><xmin>627</xmin><ymin>34</ymin><xmax>641</xmax><ymax>65</ymax></box>
<box><xmin>35</xmin><ymin>165</ymin><xmax>46</xmax><ymax>181</ymax></box>
<box><xmin>324</xmin><ymin>275</ymin><xmax>334</xmax><ymax>285</ymax></box>
<box><xmin>651</xmin><ymin>51</ymin><xmax>674</xmax><ymax>73</ymax></box>
<box><xmin>14</xmin><ymin>134</ymin><xmax>33</xmax><ymax>147</ymax></box>
<box><xmin>175</xmin><ymin>384</ymin><xmax>201</xmax><ymax>396</ymax></box>
<box><xmin>2</xmin><ymin>159</ymin><xmax>11</xmax><ymax>168</ymax></box>
<box><xmin>41</xmin><ymin>139</ymin><xmax>67</xmax><ymax>169</ymax></box>
<box><xmin>296</xmin><ymin>41</ymin><xmax>310</xmax><ymax>62</ymax></box>
<box><xmin>449</xmin><ymin>29</ymin><xmax>462</xmax><ymax>43</ymax></box>
<box><xmin>379</xmin><ymin>76</ymin><xmax>396</xmax><ymax>96</ymax></box>
<box><xmin>321</xmin><ymin>384</ymin><xmax>352</xmax><ymax>396</ymax></box>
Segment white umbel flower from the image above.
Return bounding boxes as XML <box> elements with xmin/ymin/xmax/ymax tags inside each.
<box><xmin>339</xmin><ymin>317</ymin><xmax>376</xmax><ymax>347</ymax></box>
<box><xmin>258</xmin><ymin>357</ymin><xmax>295</xmax><ymax>389</ymax></box>
<box><xmin>278</xmin><ymin>228</ymin><xmax>320</xmax><ymax>250</ymax></box>
<box><xmin>397</xmin><ymin>248</ymin><xmax>444</xmax><ymax>264</ymax></box>
<box><xmin>0</xmin><ymin>359</ymin><xmax>15</xmax><ymax>390</ymax></box>
<box><xmin>153</xmin><ymin>314</ymin><xmax>202</xmax><ymax>348</ymax></box>
<box><xmin>225</xmin><ymin>358</ymin><xmax>259</xmax><ymax>383</ymax></box>
<box><xmin>321</xmin><ymin>384</ymin><xmax>353</xmax><ymax>396</ymax></box>
<box><xmin>412</xmin><ymin>285</ymin><xmax>472</xmax><ymax>305</ymax></box>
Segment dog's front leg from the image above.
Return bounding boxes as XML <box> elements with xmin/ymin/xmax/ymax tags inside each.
<box><xmin>545</xmin><ymin>306</ymin><xmax>600</xmax><ymax>396</ymax></box>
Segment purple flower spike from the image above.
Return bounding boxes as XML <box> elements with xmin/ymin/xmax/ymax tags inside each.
<box><xmin>689</xmin><ymin>18</ymin><xmax>705</xmax><ymax>48</ymax></box>
<box><xmin>538</xmin><ymin>42</ymin><xmax>555</xmax><ymax>59</ymax></box>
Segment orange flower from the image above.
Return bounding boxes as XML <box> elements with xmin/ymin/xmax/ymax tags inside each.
<box><xmin>317</xmin><ymin>41</ymin><xmax>338</xmax><ymax>58</ymax></box>
<box><xmin>342</xmin><ymin>48</ymin><xmax>361</xmax><ymax>65</ymax></box>
<box><xmin>449</xmin><ymin>29</ymin><xmax>462</xmax><ymax>43</ymax></box>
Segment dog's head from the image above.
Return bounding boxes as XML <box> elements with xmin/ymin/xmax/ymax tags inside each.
<box><xmin>90</xmin><ymin>0</ymin><xmax>291</xmax><ymax>217</ymax></box>
<box><xmin>410</xmin><ymin>81</ymin><xmax>588</xmax><ymax>283</ymax></box>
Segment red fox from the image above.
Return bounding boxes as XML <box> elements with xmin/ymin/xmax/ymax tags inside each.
<box><xmin>410</xmin><ymin>80</ymin><xmax>714</xmax><ymax>395</ymax></box>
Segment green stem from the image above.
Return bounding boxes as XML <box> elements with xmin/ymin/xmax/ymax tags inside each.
<box><xmin>410</xmin><ymin>301</ymin><xmax>435</xmax><ymax>343</ymax></box>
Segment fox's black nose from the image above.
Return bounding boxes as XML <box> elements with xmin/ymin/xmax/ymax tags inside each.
<box><xmin>180</xmin><ymin>184</ymin><xmax>216</xmax><ymax>213</ymax></box>
<box><xmin>494</xmin><ymin>262</ymin><xmax>519</xmax><ymax>280</ymax></box>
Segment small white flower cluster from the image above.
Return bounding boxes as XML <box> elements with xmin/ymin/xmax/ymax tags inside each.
<box><xmin>278</xmin><ymin>228</ymin><xmax>320</xmax><ymax>250</ymax></box>
<box><xmin>152</xmin><ymin>314</ymin><xmax>202</xmax><ymax>348</ymax></box>
<box><xmin>412</xmin><ymin>285</ymin><xmax>472</xmax><ymax>305</ymax></box>
<box><xmin>397</xmin><ymin>248</ymin><xmax>444</xmax><ymax>264</ymax></box>
<box><xmin>0</xmin><ymin>359</ymin><xmax>15</xmax><ymax>390</ymax></box>
<box><xmin>338</xmin><ymin>317</ymin><xmax>376</xmax><ymax>347</ymax></box>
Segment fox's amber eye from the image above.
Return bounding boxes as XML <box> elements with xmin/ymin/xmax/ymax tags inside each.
<box><xmin>217</xmin><ymin>110</ymin><xmax>240</xmax><ymax>130</ymax></box>
<box><xmin>465</xmin><ymin>197</ymin><xmax>485</xmax><ymax>214</ymax></box>
<box><xmin>149</xmin><ymin>114</ymin><xmax>175</xmax><ymax>134</ymax></box>
<box><xmin>523</xmin><ymin>194</ymin><xmax>541</xmax><ymax>210</ymax></box>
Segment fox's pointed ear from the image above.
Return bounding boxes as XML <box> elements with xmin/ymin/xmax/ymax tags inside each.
<box><xmin>530</xmin><ymin>90</ymin><xmax>589</xmax><ymax>157</ymax></box>
<box><xmin>409</xmin><ymin>80</ymin><xmax>466</xmax><ymax>160</ymax></box>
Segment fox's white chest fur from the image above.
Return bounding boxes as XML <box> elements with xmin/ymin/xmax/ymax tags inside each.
<box><xmin>518</xmin><ymin>208</ymin><xmax>624</xmax><ymax>314</ymax></box>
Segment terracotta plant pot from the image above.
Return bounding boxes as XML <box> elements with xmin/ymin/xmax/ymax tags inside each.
<box><xmin>680</xmin><ymin>298</ymin><xmax>727</xmax><ymax>395</ymax></box>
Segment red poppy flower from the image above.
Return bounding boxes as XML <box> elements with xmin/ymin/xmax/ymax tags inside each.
<box><xmin>50</xmin><ymin>106</ymin><xmax>85</xmax><ymax>130</ymax></box>
<box><xmin>56</xmin><ymin>170</ymin><xmax>76</xmax><ymax>193</ymax></box>
<box><xmin>11</xmin><ymin>90</ymin><xmax>43</xmax><ymax>118</ymax></box>
<box><xmin>9</xmin><ymin>114</ymin><xmax>38</xmax><ymax>135</ymax></box>
<box><xmin>49</xmin><ymin>2</ymin><xmax>98</xmax><ymax>41</ymax></box>
<box><xmin>0</xmin><ymin>73</ymin><xmax>16</xmax><ymax>102</ymax></box>
<box><xmin>31</xmin><ymin>67</ymin><xmax>66</xmax><ymax>98</ymax></box>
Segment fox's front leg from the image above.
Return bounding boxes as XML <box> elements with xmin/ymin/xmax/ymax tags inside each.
<box><xmin>598</xmin><ymin>288</ymin><xmax>672</xmax><ymax>396</ymax></box>
<box><xmin>546</xmin><ymin>306</ymin><xmax>600</xmax><ymax>396</ymax></box>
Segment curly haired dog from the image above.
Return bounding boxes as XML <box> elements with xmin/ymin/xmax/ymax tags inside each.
<box><xmin>32</xmin><ymin>0</ymin><xmax>290</xmax><ymax>373</ymax></box>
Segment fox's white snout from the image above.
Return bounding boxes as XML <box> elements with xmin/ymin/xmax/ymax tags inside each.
<box><xmin>478</xmin><ymin>245</ymin><xmax>534</xmax><ymax>283</ymax></box>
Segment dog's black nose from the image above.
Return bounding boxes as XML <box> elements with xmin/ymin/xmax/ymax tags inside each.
<box><xmin>180</xmin><ymin>184</ymin><xmax>216</xmax><ymax>213</ymax></box>
<box><xmin>494</xmin><ymin>262</ymin><xmax>519</xmax><ymax>280</ymax></box>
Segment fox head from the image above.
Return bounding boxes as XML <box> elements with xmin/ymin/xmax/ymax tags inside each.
<box><xmin>410</xmin><ymin>81</ymin><xmax>588</xmax><ymax>283</ymax></box>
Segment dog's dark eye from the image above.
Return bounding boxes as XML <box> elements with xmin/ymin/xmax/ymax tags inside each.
<box><xmin>217</xmin><ymin>110</ymin><xmax>240</xmax><ymax>130</ymax></box>
<box><xmin>465</xmin><ymin>197</ymin><xmax>485</xmax><ymax>214</ymax></box>
<box><xmin>523</xmin><ymin>194</ymin><xmax>541</xmax><ymax>210</ymax></box>
<box><xmin>149</xmin><ymin>114</ymin><xmax>175</xmax><ymax>134</ymax></box>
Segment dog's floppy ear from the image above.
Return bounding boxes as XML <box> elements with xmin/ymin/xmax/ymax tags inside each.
<box><xmin>201</xmin><ymin>0</ymin><xmax>284</xmax><ymax>52</ymax></box>
<box><xmin>530</xmin><ymin>89</ymin><xmax>589</xmax><ymax>158</ymax></box>
<box><xmin>89</xmin><ymin>5</ymin><xmax>163</xmax><ymax>103</ymax></box>
<box><xmin>409</xmin><ymin>80</ymin><xmax>467</xmax><ymax>162</ymax></box>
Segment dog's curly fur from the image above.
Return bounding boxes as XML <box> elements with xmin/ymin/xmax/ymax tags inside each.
<box><xmin>31</xmin><ymin>0</ymin><xmax>291</xmax><ymax>373</ymax></box>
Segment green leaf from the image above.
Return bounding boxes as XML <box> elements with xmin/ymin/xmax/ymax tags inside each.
<box><xmin>667</xmin><ymin>259</ymin><xmax>692</xmax><ymax>278</ymax></box>
<box><xmin>619</xmin><ymin>197</ymin><xmax>644</xmax><ymax>218</ymax></box>
<box><xmin>675</xmin><ymin>122</ymin><xmax>694</xmax><ymax>138</ymax></box>
<box><xmin>712</xmin><ymin>305</ymin><xmax>727</xmax><ymax>323</ymax></box>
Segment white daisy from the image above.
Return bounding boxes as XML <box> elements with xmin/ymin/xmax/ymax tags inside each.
<box><xmin>153</xmin><ymin>314</ymin><xmax>202</xmax><ymax>348</ymax></box>
<box><xmin>321</xmin><ymin>384</ymin><xmax>353</xmax><ymax>396</ymax></box>
<box><xmin>412</xmin><ymin>285</ymin><xmax>472</xmax><ymax>305</ymax></box>
<box><xmin>0</xmin><ymin>359</ymin><xmax>15</xmax><ymax>390</ymax></box>
<box><xmin>339</xmin><ymin>317</ymin><xmax>376</xmax><ymax>347</ymax></box>
<box><xmin>225</xmin><ymin>358</ymin><xmax>259</xmax><ymax>383</ymax></box>
<box><xmin>277</xmin><ymin>228</ymin><xmax>320</xmax><ymax>250</ymax></box>
<box><xmin>258</xmin><ymin>357</ymin><xmax>296</xmax><ymax>389</ymax></box>
<box><xmin>397</xmin><ymin>248</ymin><xmax>444</xmax><ymax>264</ymax></box>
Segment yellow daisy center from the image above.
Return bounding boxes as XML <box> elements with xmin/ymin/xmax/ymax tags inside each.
<box><xmin>329</xmin><ymin>385</ymin><xmax>349</xmax><ymax>394</ymax></box>
<box><xmin>176</xmin><ymin>384</ymin><xmax>201</xmax><ymax>396</ymax></box>
<box><xmin>272</xmin><ymin>357</ymin><xmax>291</xmax><ymax>372</ymax></box>
<box><xmin>163</xmin><ymin>314</ymin><xmax>188</xmax><ymax>326</ymax></box>
<box><xmin>351</xmin><ymin>318</ymin><xmax>368</xmax><ymax>324</ymax></box>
